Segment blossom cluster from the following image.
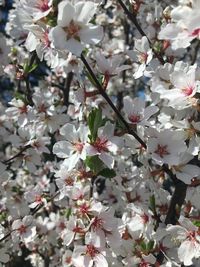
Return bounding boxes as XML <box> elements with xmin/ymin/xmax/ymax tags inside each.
<box><xmin>0</xmin><ymin>0</ymin><xmax>200</xmax><ymax>266</ymax></box>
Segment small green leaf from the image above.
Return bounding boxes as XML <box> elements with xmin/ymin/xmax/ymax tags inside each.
<box><xmin>147</xmin><ymin>240</ymin><xmax>154</xmax><ymax>251</ymax></box>
<box><xmin>98</xmin><ymin>168</ymin><xmax>116</xmax><ymax>178</ymax></box>
<box><xmin>140</xmin><ymin>241</ymin><xmax>147</xmax><ymax>251</ymax></box>
<box><xmin>88</xmin><ymin>108</ymin><xmax>102</xmax><ymax>142</ymax></box>
<box><xmin>85</xmin><ymin>155</ymin><xmax>105</xmax><ymax>174</ymax></box>
<box><xmin>149</xmin><ymin>194</ymin><xmax>156</xmax><ymax>213</ymax></box>
<box><xmin>193</xmin><ymin>221</ymin><xmax>200</xmax><ymax>227</ymax></box>
<box><xmin>23</xmin><ymin>61</ymin><xmax>38</xmax><ymax>74</ymax></box>
<box><xmin>14</xmin><ymin>92</ymin><xmax>26</xmax><ymax>102</ymax></box>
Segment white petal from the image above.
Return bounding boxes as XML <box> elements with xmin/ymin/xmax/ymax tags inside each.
<box><xmin>99</xmin><ymin>153</ymin><xmax>114</xmax><ymax>169</ymax></box>
<box><xmin>57</xmin><ymin>1</ymin><xmax>75</xmax><ymax>27</ymax></box>
<box><xmin>53</xmin><ymin>141</ymin><xmax>73</xmax><ymax>158</ymax></box>
<box><xmin>63</xmin><ymin>230</ymin><xmax>74</xmax><ymax>246</ymax></box>
<box><xmin>65</xmin><ymin>38</ymin><xmax>84</xmax><ymax>56</ymax></box>
<box><xmin>49</xmin><ymin>26</ymin><xmax>67</xmax><ymax>50</ymax></box>
<box><xmin>79</xmin><ymin>25</ymin><xmax>103</xmax><ymax>45</ymax></box>
<box><xmin>60</xmin><ymin>123</ymin><xmax>77</xmax><ymax>141</ymax></box>
<box><xmin>75</xmin><ymin>1</ymin><xmax>97</xmax><ymax>24</ymax></box>
<box><xmin>178</xmin><ymin>240</ymin><xmax>196</xmax><ymax>266</ymax></box>
<box><xmin>94</xmin><ymin>254</ymin><xmax>108</xmax><ymax>267</ymax></box>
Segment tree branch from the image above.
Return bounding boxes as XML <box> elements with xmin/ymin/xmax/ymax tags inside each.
<box><xmin>117</xmin><ymin>0</ymin><xmax>165</xmax><ymax>65</ymax></box>
<box><xmin>80</xmin><ymin>53</ymin><xmax>147</xmax><ymax>148</ymax></box>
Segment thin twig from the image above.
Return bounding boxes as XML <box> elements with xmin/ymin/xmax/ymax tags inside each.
<box><xmin>191</xmin><ymin>40</ymin><xmax>200</xmax><ymax>65</ymax></box>
<box><xmin>80</xmin><ymin>53</ymin><xmax>147</xmax><ymax>148</ymax></box>
<box><xmin>0</xmin><ymin>191</ymin><xmax>60</xmax><ymax>243</ymax></box>
<box><xmin>63</xmin><ymin>72</ymin><xmax>73</xmax><ymax>107</ymax></box>
<box><xmin>117</xmin><ymin>0</ymin><xmax>165</xmax><ymax>65</ymax></box>
<box><xmin>3</xmin><ymin>145</ymin><xmax>31</xmax><ymax>164</ymax></box>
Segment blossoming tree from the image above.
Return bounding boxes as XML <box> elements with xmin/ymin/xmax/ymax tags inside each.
<box><xmin>0</xmin><ymin>0</ymin><xmax>200</xmax><ymax>266</ymax></box>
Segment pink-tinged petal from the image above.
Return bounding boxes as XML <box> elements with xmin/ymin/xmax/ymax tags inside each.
<box><xmin>75</xmin><ymin>2</ymin><xmax>97</xmax><ymax>24</ymax></box>
<box><xmin>53</xmin><ymin>141</ymin><xmax>73</xmax><ymax>158</ymax></box>
<box><xmin>12</xmin><ymin>220</ymin><xmax>22</xmax><ymax>230</ymax></box>
<box><xmin>0</xmin><ymin>248</ymin><xmax>10</xmax><ymax>263</ymax></box>
<box><xmin>116</xmin><ymin>65</ymin><xmax>131</xmax><ymax>74</ymax></box>
<box><xmin>57</xmin><ymin>1</ymin><xmax>75</xmax><ymax>27</ymax></box>
<box><xmin>86</xmin><ymin>144</ymin><xmax>99</xmax><ymax>156</ymax></box>
<box><xmin>161</xmin><ymin>89</ymin><xmax>183</xmax><ymax>100</ymax></box>
<box><xmin>63</xmin><ymin>230</ymin><xmax>75</xmax><ymax>246</ymax></box>
<box><xmin>23</xmin><ymin>215</ymin><xmax>33</xmax><ymax>226</ymax></box>
<box><xmin>65</xmin><ymin>38</ymin><xmax>84</xmax><ymax>56</ymax></box>
<box><xmin>64</xmin><ymin>153</ymin><xmax>80</xmax><ymax>170</ymax></box>
<box><xmin>143</xmin><ymin>105</ymin><xmax>158</xmax><ymax>120</ymax></box>
<box><xmin>60</xmin><ymin>123</ymin><xmax>77</xmax><ymax>141</ymax></box>
<box><xmin>25</xmin><ymin>32</ymin><xmax>38</xmax><ymax>52</ymax></box>
<box><xmin>94</xmin><ymin>254</ymin><xmax>108</xmax><ymax>267</ymax></box>
<box><xmin>73</xmin><ymin>255</ymin><xmax>93</xmax><ymax>267</ymax></box>
<box><xmin>123</xmin><ymin>96</ymin><xmax>134</xmax><ymax>116</ymax></box>
<box><xmin>99</xmin><ymin>152</ymin><xmax>114</xmax><ymax>169</ymax></box>
<box><xmin>178</xmin><ymin>240</ymin><xmax>197</xmax><ymax>266</ymax></box>
<box><xmin>95</xmin><ymin>53</ymin><xmax>110</xmax><ymax>73</ymax></box>
<box><xmin>179</xmin><ymin>216</ymin><xmax>198</xmax><ymax>231</ymax></box>
<box><xmin>170</xmin><ymin>71</ymin><xmax>194</xmax><ymax>89</ymax></box>
<box><xmin>158</xmin><ymin>24</ymin><xmax>181</xmax><ymax>40</ymax></box>
<box><xmin>166</xmin><ymin>225</ymin><xmax>187</xmax><ymax>240</ymax></box>
<box><xmin>79</xmin><ymin>25</ymin><xmax>104</xmax><ymax>45</ymax></box>
<box><xmin>49</xmin><ymin>26</ymin><xmax>67</xmax><ymax>50</ymax></box>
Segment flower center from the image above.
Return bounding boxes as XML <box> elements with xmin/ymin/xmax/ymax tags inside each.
<box><xmin>79</xmin><ymin>203</ymin><xmax>90</xmax><ymax>215</ymax></box>
<box><xmin>58</xmin><ymin>222</ymin><xmax>66</xmax><ymax>230</ymax></box>
<box><xmin>18</xmin><ymin>224</ymin><xmax>27</xmax><ymax>234</ymax></box>
<box><xmin>37</xmin><ymin>0</ymin><xmax>50</xmax><ymax>12</ymax></box>
<box><xmin>73</xmin><ymin>142</ymin><xmax>84</xmax><ymax>153</ymax></box>
<box><xmin>43</xmin><ymin>31</ymin><xmax>50</xmax><ymax>48</ymax></box>
<box><xmin>139</xmin><ymin>261</ymin><xmax>151</xmax><ymax>267</ymax></box>
<box><xmin>154</xmin><ymin>144</ymin><xmax>169</xmax><ymax>158</ymax></box>
<box><xmin>65</xmin><ymin>256</ymin><xmax>72</xmax><ymax>264</ymax></box>
<box><xmin>191</xmin><ymin>28</ymin><xmax>200</xmax><ymax>37</ymax></box>
<box><xmin>64</xmin><ymin>20</ymin><xmax>81</xmax><ymax>39</ymax></box>
<box><xmin>91</xmin><ymin>217</ymin><xmax>104</xmax><ymax>231</ymax></box>
<box><xmin>182</xmin><ymin>85</ymin><xmax>195</xmax><ymax>96</ymax></box>
<box><xmin>187</xmin><ymin>231</ymin><xmax>196</xmax><ymax>242</ymax></box>
<box><xmin>35</xmin><ymin>195</ymin><xmax>42</xmax><ymax>203</ymax></box>
<box><xmin>93</xmin><ymin>137</ymin><xmax>109</xmax><ymax>153</ymax></box>
<box><xmin>73</xmin><ymin>226</ymin><xmax>84</xmax><ymax>234</ymax></box>
<box><xmin>64</xmin><ymin>176</ymin><xmax>74</xmax><ymax>186</ymax></box>
<box><xmin>138</xmin><ymin>52</ymin><xmax>148</xmax><ymax>63</ymax></box>
<box><xmin>86</xmin><ymin>244</ymin><xmax>99</xmax><ymax>258</ymax></box>
<box><xmin>19</xmin><ymin>105</ymin><xmax>28</xmax><ymax>114</ymax></box>
<box><xmin>128</xmin><ymin>114</ymin><xmax>141</xmax><ymax>124</ymax></box>
<box><xmin>141</xmin><ymin>213</ymin><xmax>149</xmax><ymax>224</ymax></box>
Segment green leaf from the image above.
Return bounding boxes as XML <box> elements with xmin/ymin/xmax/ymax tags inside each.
<box><xmin>85</xmin><ymin>155</ymin><xmax>105</xmax><ymax>174</ymax></box>
<box><xmin>149</xmin><ymin>194</ymin><xmax>156</xmax><ymax>213</ymax></box>
<box><xmin>14</xmin><ymin>92</ymin><xmax>26</xmax><ymax>102</ymax></box>
<box><xmin>147</xmin><ymin>240</ymin><xmax>155</xmax><ymax>251</ymax></box>
<box><xmin>87</xmin><ymin>108</ymin><xmax>102</xmax><ymax>142</ymax></box>
<box><xmin>23</xmin><ymin>61</ymin><xmax>38</xmax><ymax>74</ymax></box>
<box><xmin>98</xmin><ymin>168</ymin><xmax>116</xmax><ymax>178</ymax></box>
<box><xmin>140</xmin><ymin>241</ymin><xmax>147</xmax><ymax>251</ymax></box>
<box><xmin>193</xmin><ymin>221</ymin><xmax>200</xmax><ymax>227</ymax></box>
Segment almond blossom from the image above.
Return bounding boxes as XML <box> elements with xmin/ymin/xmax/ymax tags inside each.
<box><xmin>72</xmin><ymin>232</ymin><xmax>108</xmax><ymax>267</ymax></box>
<box><xmin>127</xmin><ymin>36</ymin><xmax>153</xmax><ymax>79</ymax></box>
<box><xmin>11</xmin><ymin>215</ymin><xmax>36</xmax><ymax>244</ymax></box>
<box><xmin>160</xmin><ymin>67</ymin><xmax>200</xmax><ymax>109</ymax></box>
<box><xmin>50</xmin><ymin>1</ymin><xmax>104</xmax><ymax>55</ymax></box>
<box><xmin>21</xmin><ymin>0</ymin><xmax>53</xmax><ymax>21</ymax></box>
<box><xmin>123</xmin><ymin>96</ymin><xmax>158</xmax><ymax>126</ymax></box>
<box><xmin>147</xmin><ymin>129</ymin><xmax>187</xmax><ymax>166</ymax></box>
<box><xmin>167</xmin><ymin>216</ymin><xmax>200</xmax><ymax>266</ymax></box>
<box><xmin>86</xmin><ymin>122</ymin><xmax>122</xmax><ymax>168</ymax></box>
